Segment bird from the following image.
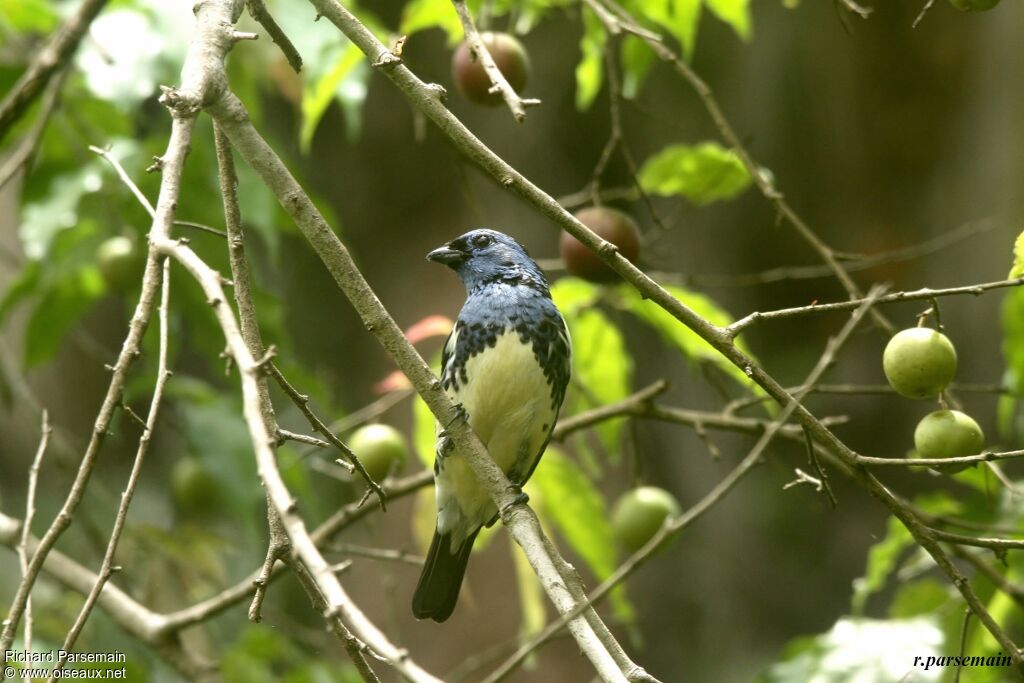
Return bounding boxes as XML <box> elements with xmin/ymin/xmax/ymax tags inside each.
<box><xmin>413</xmin><ymin>229</ymin><xmax>572</xmax><ymax>623</ymax></box>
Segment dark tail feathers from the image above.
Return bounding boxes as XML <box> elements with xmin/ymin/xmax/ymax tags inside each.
<box><xmin>412</xmin><ymin>529</ymin><xmax>479</xmax><ymax>622</ymax></box>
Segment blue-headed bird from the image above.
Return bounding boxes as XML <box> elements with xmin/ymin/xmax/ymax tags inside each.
<box><xmin>413</xmin><ymin>229</ymin><xmax>572</xmax><ymax>622</ymax></box>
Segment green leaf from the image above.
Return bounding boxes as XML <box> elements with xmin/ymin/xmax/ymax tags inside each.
<box><xmin>705</xmin><ymin>0</ymin><xmax>752</xmax><ymax>41</ymax></box>
<box><xmin>616</xmin><ymin>284</ymin><xmax>760</xmax><ymax>394</ymax></box>
<box><xmin>552</xmin><ymin>279</ymin><xmax>632</xmax><ymax>455</ymax></box>
<box><xmin>1009</xmin><ymin>230</ymin><xmax>1024</xmax><ymax>278</ymax></box>
<box><xmin>668</xmin><ymin>0</ymin><xmax>701</xmax><ymax>60</ymax></box>
<box><xmin>638</xmin><ymin>142</ymin><xmax>752</xmax><ymax>205</ymax></box>
<box><xmin>570</xmin><ymin>308</ymin><xmax>632</xmax><ymax>455</ymax></box>
<box><xmin>300</xmin><ymin>42</ymin><xmax>365</xmax><ymax>153</ymax></box>
<box><xmin>401</xmin><ymin>0</ymin><xmax>464</xmax><ymax>43</ymax></box>
<box><xmin>0</xmin><ymin>0</ymin><xmax>57</xmax><ymax>33</ymax></box>
<box><xmin>0</xmin><ymin>261</ymin><xmax>41</xmax><ymax>326</ymax></box>
<box><xmin>575</xmin><ymin>10</ymin><xmax>605</xmax><ymax>111</ymax></box>
<box><xmin>413</xmin><ymin>394</ymin><xmax>436</xmax><ymax>469</ymax></box>
<box><xmin>24</xmin><ymin>267</ymin><xmax>104</xmax><ymax>367</ymax></box>
<box><xmin>850</xmin><ymin>515</ymin><xmax>913</xmax><ymax>616</ymax></box>
<box><xmin>530</xmin><ymin>448</ymin><xmax>635</xmax><ymax>625</ymax></box>
<box><xmin>1000</xmin><ymin>289</ymin><xmax>1024</xmax><ymax>442</ymax></box>
<box><xmin>620</xmin><ymin>34</ymin><xmax>655</xmax><ymax>99</ymax></box>
<box><xmin>550</xmin><ymin>277</ymin><xmax>601</xmax><ymax>314</ymax></box>
<box><xmin>888</xmin><ymin>578</ymin><xmax>952</xmax><ymax>619</ymax></box>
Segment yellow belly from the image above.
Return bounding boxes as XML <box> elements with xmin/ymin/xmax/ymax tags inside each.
<box><xmin>435</xmin><ymin>330</ymin><xmax>557</xmax><ymax>545</ymax></box>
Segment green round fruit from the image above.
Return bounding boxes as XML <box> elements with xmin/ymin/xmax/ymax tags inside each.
<box><xmin>914</xmin><ymin>410</ymin><xmax>984</xmax><ymax>473</ymax></box>
<box><xmin>611</xmin><ymin>486</ymin><xmax>681</xmax><ymax>553</ymax></box>
<box><xmin>451</xmin><ymin>32</ymin><xmax>530</xmax><ymax>106</ymax></box>
<box><xmin>882</xmin><ymin>328</ymin><xmax>957</xmax><ymax>399</ymax></box>
<box><xmin>97</xmin><ymin>236</ymin><xmax>143</xmax><ymax>291</ymax></box>
<box><xmin>948</xmin><ymin>0</ymin><xmax>1000</xmax><ymax>11</ymax></box>
<box><xmin>561</xmin><ymin>207</ymin><xmax>641</xmax><ymax>284</ymax></box>
<box><xmin>171</xmin><ymin>456</ymin><xmax>221</xmax><ymax>517</ymax></box>
<box><xmin>348</xmin><ymin>424</ymin><xmax>408</xmax><ymax>482</ymax></box>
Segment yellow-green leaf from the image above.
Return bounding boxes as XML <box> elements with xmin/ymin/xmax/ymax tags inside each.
<box><xmin>617</xmin><ymin>284</ymin><xmax>760</xmax><ymax>395</ymax></box>
<box><xmin>300</xmin><ymin>42</ymin><xmax>364</xmax><ymax>153</ymax></box>
<box><xmin>638</xmin><ymin>142</ymin><xmax>752</xmax><ymax>205</ymax></box>
<box><xmin>400</xmin><ymin>0</ymin><xmax>463</xmax><ymax>44</ymax></box>
<box><xmin>575</xmin><ymin>10</ymin><xmax>605</xmax><ymax>110</ymax></box>
<box><xmin>705</xmin><ymin>0</ymin><xmax>752</xmax><ymax>41</ymax></box>
<box><xmin>1009</xmin><ymin>230</ymin><xmax>1024</xmax><ymax>278</ymax></box>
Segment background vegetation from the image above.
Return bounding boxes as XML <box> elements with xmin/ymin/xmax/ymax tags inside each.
<box><xmin>1</xmin><ymin>0</ymin><xmax>1023</xmax><ymax>681</ymax></box>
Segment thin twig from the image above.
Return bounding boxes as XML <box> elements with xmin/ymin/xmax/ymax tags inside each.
<box><xmin>17</xmin><ymin>411</ymin><xmax>51</xmax><ymax>653</ymax></box>
<box><xmin>326</xmin><ymin>543</ymin><xmax>425</xmax><ymax>566</ymax></box>
<box><xmin>0</xmin><ymin>67</ymin><xmax>69</xmax><ymax>190</ymax></box>
<box><xmin>855</xmin><ymin>449</ymin><xmax>1024</xmax><ymax>468</ymax></box>
<box><xmin>0</xmin><ymin>0</ymin><xmax>109</xmax><ymax>143</ymax></box>
<box><xmin>726</xmin><ymin>277</ymin><xmax>1024</xmax><ymax>337</ymax></box>
<box><xmin>913</xmin><ymin>0</ymin><xmax>938</xmax><ymax>28</ymax></box>
<box><xmin>450</xmin><ymin>0</ymin><xmax>537</xmax><ymax>122</ymax></box>
<box><xmin>268</xmin><ymin>364</ymin><xmax>387</xmax><ymax>509</ymax></box>
<box><xmin>245</xmin><ymin>0</ymin><xmax>302</xmax><ymax>72</ymax></box>
<box><xmin>951</xmin><ymin>546</ymin><xmax>1024</xmax><ymax>611</ymax></box>
<box><xmin>49</xmin><ymin>259</ymin><xmax>172</xmax><ymax>680</ymax></box>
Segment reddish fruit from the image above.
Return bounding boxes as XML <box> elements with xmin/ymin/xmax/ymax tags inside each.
<box><xmin>451</xmin><ymin>32</ymin><xmax>530</xmax><ymax>106</ymax></box>
<box><xmin>560</xmin><ymin>207</ymin><xmax>641</xmax><ymax>283</ymax></box>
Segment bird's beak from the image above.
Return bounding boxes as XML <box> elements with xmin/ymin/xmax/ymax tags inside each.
<box><xmin>426</xmin><ymin>244</ymin><xmax>468</xmax><ymax>267</ymax></box>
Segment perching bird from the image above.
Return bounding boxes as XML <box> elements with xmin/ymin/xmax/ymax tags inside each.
<box><xmin>413</xmin><ymin>229</ymin><xmax>572</xmax><ymax>622</ymax></box>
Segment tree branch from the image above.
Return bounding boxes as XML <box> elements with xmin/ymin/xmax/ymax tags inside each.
<box><xmin>450</xmin><ymin>0</ymin><xmax>538</xmax><ymax>122</ymax></box>
<box><xmin>727</xmin><ymin>277</ymin><xmax>1024</xmax><ymax>336</ymax></box>
<box><xmin>0</xmin><ymin>0</ymin><xmax>109</xmax><ymax>143</ymax></box>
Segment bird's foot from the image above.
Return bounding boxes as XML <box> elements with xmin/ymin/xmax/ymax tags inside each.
<box><xmin>444</xmin><ymin>403</ymin><xmax>469</xmax><ymax>430</ymax></box>
<box><xmin>500</xmin><ymin>485</ymin><xmax>530</xmax><ymax>517</ymax></box>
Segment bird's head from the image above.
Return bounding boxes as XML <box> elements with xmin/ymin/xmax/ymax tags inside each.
<box><xmin>427</xmin><ymin>229</ymin><xmax>548</xmax><ymax>293</ymax></box>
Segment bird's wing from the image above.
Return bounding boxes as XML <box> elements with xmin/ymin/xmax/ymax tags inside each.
<box><xmin>511</xmin><ymin>311</ymin><xmax>572</xmax><ymax>487</ymax></box>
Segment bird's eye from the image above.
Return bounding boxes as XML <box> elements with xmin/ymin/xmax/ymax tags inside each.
<box><xmin>472</xmin><ymin>234</ymin><xmax>492</xmax><ymax>248</ymax></box>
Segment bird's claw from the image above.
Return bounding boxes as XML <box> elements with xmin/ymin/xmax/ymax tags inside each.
<box><xmin>500</xmin><ymin>486</ymin><xmax>530</xmax><ymax>517</ymax></box>
<box><xmin>445</xmin><ymin>403</ymin><xmax>469</xmax><ymax>430</ymax></box>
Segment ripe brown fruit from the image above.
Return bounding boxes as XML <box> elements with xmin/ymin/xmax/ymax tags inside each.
<box><xmin>451</xmin><ymin>32</ymin><xmax>530</xmax><ymax>106</ymax></box>
<box><xmin>560</xmin><ymin>207</ymin><xmax>641</xmax><ymax>283</ymax></box>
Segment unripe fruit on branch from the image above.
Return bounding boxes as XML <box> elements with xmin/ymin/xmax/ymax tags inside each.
<box><xmin>348</xmin><ymin>424</ymin><xmax>408</xmax><ymax>482</ymax></box>
<box><xmin>914</xmin><ymin>409</ymin><xmax>984</xmax><ymax>474</ymax></box>
<box><xmin>611</xmin><ymin>486</ymin><xmax>681</xmax><ymax>553</ymax></box>
<box><xmin>882</xmin><ymin>328</ymin><xmax>957</xmax><ymax>399</ymax></box>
